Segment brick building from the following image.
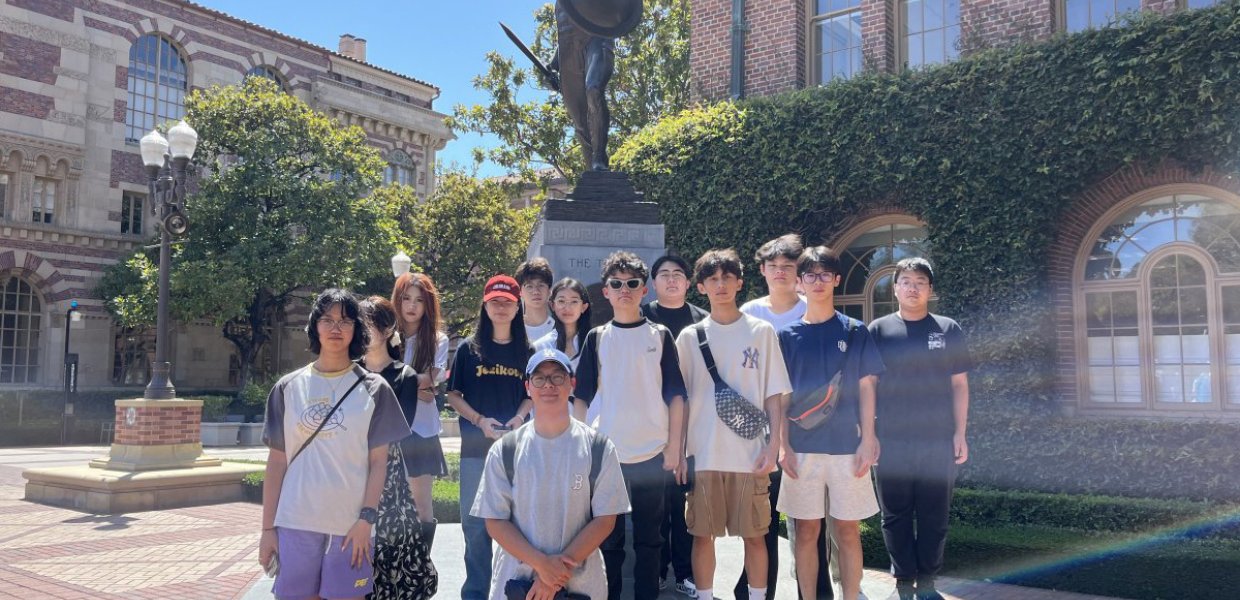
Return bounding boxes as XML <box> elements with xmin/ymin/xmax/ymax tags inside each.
<box><xmin>689</xmin><ymin>0</ymin><xmax>1240</xmax><ymax>420</ymax></box>
<box><xmin>0</xmin><ymin>0</ymin><xmax>451</xmax><ymax>393</ymax></box>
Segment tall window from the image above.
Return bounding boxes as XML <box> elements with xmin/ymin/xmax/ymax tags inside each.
<box><xmin>245</xmin><ymin>66</ymin><xmax>286</xmax><ymax>91</ymax></box>
<box><xmin>1080</xmin><ymin>192</ymin><xmax>1240</xmax><ymax>409</ymax></box>
<box><xmin>384</xmin><ymin>149</ymin><xmax>415</xmax><ymax>187</ymax></box>
<box><xmin>836</xmin><ymin>218</ymin><xmax>934</xmax><ymax>322</ymax></box>
<box><xmin>902</xmin><ymin>0</ymin><xmax>960</xmax><ymax>68</ymax></box>
<box><xmin>1063</xmin><ymin>0</ymin><xmax>1140</xmax><ymax>32</ymax></box>
<box><xmin>1</xmin><ymin>276</ymin><xmax>42</xmax><ymax>384</ymax></box>
<box><xmin>121</xmin><ymin>192</ymin><xmax>144</xmax><ymax>235</ymax></box>
<box><xmin>126</xmin><ymin>35</ymin><xmax>188</xmax><ymax>142</ymax></box>
<box><xmin>0</xmin><ymin>173</ymin><xmax>8</xmax><ymax>218</ymax></box>
<box><xmin>32</xmin><ymin>178</ymin><xmax>55</xmax><ymax>224</ymax></box>
<box><xmin>810</xmin><ymin>0</ymin><xmax>863</xmax><ymax>84</ymax></box>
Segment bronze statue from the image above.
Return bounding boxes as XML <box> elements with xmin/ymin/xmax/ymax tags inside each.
<box><xmin>503</xmin><ymin>0</ymin><xmax>642</xmax><ymax>171</ymax></box>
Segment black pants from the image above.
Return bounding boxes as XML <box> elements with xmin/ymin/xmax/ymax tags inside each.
<box><xmin>874</xmin><ymin>439</ymin><xmax>958</xmax><ymax>584</ymax></box>
<box><xmin>661</xmin><ymin>469</ymin><xmax>693</xmax><ymax>584</ymax></box>
<box><xmin>603</xmin><ymin>454</ymin><xmax>667</xmax><ymax>599</ymax></box>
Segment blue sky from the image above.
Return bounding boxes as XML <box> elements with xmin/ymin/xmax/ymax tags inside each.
<box><xmin>197</xmin><ymin>0</ymin><xmax>551</xmax><ymax>177</ymax></box>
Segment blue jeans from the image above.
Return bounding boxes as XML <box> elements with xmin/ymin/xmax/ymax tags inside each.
<box><xmin>460</xmin><ymin>456</ymin><xmax>491</xmax><ymax>600</ymax></box>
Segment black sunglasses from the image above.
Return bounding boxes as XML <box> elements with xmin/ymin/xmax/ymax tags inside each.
<box><xmin>606</xmin><ymin>278</ymin><xmax>643</xmax><ymax>290</ymax></box>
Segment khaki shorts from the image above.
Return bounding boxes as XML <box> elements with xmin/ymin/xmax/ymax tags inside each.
<box><xmin>685</xmin><ymin>470</ymin><xmax>772</xmax><ymax>539</ymax></box>
<box><xmin>775</xmin><ymin>453</ymin><xmax>879</xmax><ymax>522</ymax></box>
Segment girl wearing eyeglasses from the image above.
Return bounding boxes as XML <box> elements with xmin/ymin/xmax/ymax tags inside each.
<box><xmin>533</xmin><ymin>278</ymin><xmax>592</xmax><ymax>420</ymax></box>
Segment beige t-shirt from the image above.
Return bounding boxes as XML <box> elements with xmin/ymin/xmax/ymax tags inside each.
<box><xmin>677</xmin><ymin>314</ymin><xmax>792</xmax><ymax>473</ymax></box>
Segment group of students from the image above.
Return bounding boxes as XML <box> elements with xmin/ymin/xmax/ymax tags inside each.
<box><xmin>257</xmin><ymin>233</ymin><xmax>971</xmax><ymax>600</ymax></box>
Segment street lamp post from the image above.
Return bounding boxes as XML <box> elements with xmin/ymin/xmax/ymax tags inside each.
<box><xmin>139</xmin><ymin>120</ymin><xmax>198</xmax><ymax>400</ymax></box>
<box><xmin>391</xmin><ymin>251</ymin><xmax>412</xmax><ymax>279</ymax></box>
<box><xmin>61</xmin><ymin>300</ymin><xmax>80</xmax><ymax>444</ymax></box>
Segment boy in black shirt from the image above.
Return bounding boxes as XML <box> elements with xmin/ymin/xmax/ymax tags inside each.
<box><xmin>642</xmin><ymin>253</ymin><xmax>708</xmax><ymax>596</ymax></box>
<box><xmin>868</xmin><ymin>258</ymin><xmax>972</xmax><ymax>600</ymax></box>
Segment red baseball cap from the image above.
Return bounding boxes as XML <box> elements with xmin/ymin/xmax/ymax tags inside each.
<box><xmin>483</xmin><ymin>274</ymin><xmax>520</xmax><ymax>302</ymax></box>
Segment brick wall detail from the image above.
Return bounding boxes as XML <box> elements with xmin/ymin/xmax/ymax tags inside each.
<box><xmin>113</xmin><ymin>404</ymin><xmax>202</xmax><ymax>446</ymax></box>
<box><xmin>110</xmin><ymin>149</ymin><xmax>146</xmax><ymax>188</ymax></box>
<box><xmin>9</xmin><ymin>0</ymin><xmax>75</xmax><ymax>22</ymax></box>
<box><xmin>0</xmin><ymin>32</ymin><xmax>62</xmax><ymax>85</ymax></box>
<box><xmin>0</xmin><ymin>86</ymin><xmax>55</xmax><ymax>119</ymax></box>
<box><xmin>958</xmin><ymin>0</ymin><xmax>1056</xmax><ymax>52</ymax></box>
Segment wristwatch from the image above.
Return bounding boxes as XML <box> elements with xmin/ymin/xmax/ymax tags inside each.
<box><xmin>359</xmin><ymin>507</ymin><xmax>379</xmax><ymax>525</ymax></box>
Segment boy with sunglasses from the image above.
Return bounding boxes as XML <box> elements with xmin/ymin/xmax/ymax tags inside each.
<box><xmin>574</xmin><ymin>251</ymin><xmax>688</xmax><ymax>600</ymax></box>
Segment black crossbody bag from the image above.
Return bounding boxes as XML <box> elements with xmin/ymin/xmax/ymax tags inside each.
<box><xmin>692</xmin><ymin>323</ymin><xmax>770</xmax><ymax>440</ymax></box>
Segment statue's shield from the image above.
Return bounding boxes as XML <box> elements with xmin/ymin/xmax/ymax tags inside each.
<box><xmin>560</xmin><ymin>0</ymin><xmax>643</xmax><ymax>38</ymax></box>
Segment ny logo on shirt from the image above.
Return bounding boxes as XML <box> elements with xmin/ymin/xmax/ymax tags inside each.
<box><xmin>742</xmin><ymin>347</ymin><xmax>759</xmax><ymax>369</ymax></box>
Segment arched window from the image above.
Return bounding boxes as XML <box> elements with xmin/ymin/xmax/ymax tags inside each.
<box><xmin>126</xmin><ymin>35</ymin><xmax>188</xmax><ymax>142</ymax></box>
<box><xmin>0</xmin><ymin>276</ymin><xmax>42</xmax><ymax>384</ymax></box>
<box><xmin>245</xmin><ymin>65</ymin><xmax>286</xmax><ymax>91</ymax></box>
<box><xmin>1078</xmin><ymin>192</ymin><xmax>1240</xmax><ymax>409</ymax></box>
<box><xmin>834</xmin><ymin>217</ymin><xmax>934</xmax><ymax>322</ymax></box>
<box><xmin>384</xmin><ymin>149</ymin><xmax>415</xmax><ymax>187</ymax></box>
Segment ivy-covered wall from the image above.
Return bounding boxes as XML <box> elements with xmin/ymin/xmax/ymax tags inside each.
<box><xmin>615</xmin><ymin>4</ymin><xmax>1240</xmax><ymax>499</ymax></box>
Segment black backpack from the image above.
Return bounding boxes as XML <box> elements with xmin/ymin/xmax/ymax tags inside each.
<box><xmin>501</xmin><ymin>427</ymin><xmax>610</xmax><ymax>509</ymax></box>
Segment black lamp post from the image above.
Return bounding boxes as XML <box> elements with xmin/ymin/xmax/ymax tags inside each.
<box><xmin>138</xmin><ymin>121</ymin><xmax>197</xmax><ymax>400</ymax></box>
<box><xmin>61</xmin><ymin>300</ymin><xmax>79</xmax><ymax>444</ymax></box>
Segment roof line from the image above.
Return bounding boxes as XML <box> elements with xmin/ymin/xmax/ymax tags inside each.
<box><xmin>175</xmin><ymin>0</ymin><xmax>440</xmax><ymax>92</ymax></box>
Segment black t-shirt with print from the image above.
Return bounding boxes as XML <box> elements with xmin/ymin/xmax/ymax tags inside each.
<box><xmin>868</xmin><ymin>312</ymin><xmax>973</xmax><ymax>442</ymax></box>
<box><xmin>447</xmin><ymin>338</ymin><xmax>532</xmax><ymax>458</ymax></box>
<box><xmin>641</xmin><ymin>301</ymin><xmax>709</xmax><ymax>339</ymax></box>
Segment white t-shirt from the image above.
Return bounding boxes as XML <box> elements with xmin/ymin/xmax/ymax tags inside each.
<box><xmin>471</xmin><ymin>420</ymin><xmax>631</xmax><ymax>600</ymax></box>
<box><xmin>677</xmin><ymin>314</ymin><xmax>792</xmax><ymax>473</ymax></box>
<box><xmin>740</xmin><ymin>296</ymin><xmax>808</xmax><ymax>331</ymax></box>
<box><xmin>262</xmin><ymin>364</ymin><xmax>409</xmax><ymax>536</ymax></box>
<box><xmin>524</xmin><ymin>314</ymin><xmax>556</xmax><ymax>344</ymax></box>
<box><xmin>573</xmin><ymin>320</ymin><xmax>687</xmax><ymax>463</ymax></box>
<box><xmin>404</xmin><ymin>332</ymin><xmax>450</xmax><ymax>436</ymax></box>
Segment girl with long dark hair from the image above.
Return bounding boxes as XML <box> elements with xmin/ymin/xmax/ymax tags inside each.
<box><xmin>533</xmin><ymin>277</ymin><xmax>592</xmax><ymax>420</ymax></box>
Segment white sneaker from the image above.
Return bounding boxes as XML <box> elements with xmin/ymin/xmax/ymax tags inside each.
<box><xmin>675</xmin><ymin>578</ymin><xmax>697</xmax><ymax>597</ymax></box>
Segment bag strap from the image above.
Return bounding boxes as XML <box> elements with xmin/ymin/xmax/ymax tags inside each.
<box><xmin>693</xmin><ymin>323</ymin><xmax>725</xmax><ymax>386</ymax></box>
<box><xmin>288</xmin><ymin>371</ymin><xmax>365</xmax><ymax>469</ymax></box>
<box><xmin>503</xmin><ymin>427</ymin><xmax>609</xmax><ymax>504</ymax></box>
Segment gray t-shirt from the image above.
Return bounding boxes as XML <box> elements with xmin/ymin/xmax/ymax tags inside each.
<box><xmin>471</xmin><ymin>420</ymin><xmax>631</xmax><ymax>600</ymax></box>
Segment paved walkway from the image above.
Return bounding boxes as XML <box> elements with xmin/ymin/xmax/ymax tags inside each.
<box><xmin>0</xmin><ymin>446</ymin><xmax>1123</xmax><ymax>600</ymax></box>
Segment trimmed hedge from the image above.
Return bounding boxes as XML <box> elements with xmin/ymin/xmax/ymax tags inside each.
<box><xmin>615</xmin><ymin>3</ymin><xmax>1240</xmax><ymax>500</ymax></box>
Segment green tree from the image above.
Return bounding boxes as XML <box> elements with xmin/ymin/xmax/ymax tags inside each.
<box><xmin>449</xmin><ymin>0</ymin><xmax>690</xmax><ymax>185</ymax></box>
<box><xmin>377</xmin><ymin>171</ymin><xmax>537</xmax><ymax>337</ymax></box>
<box><xmin>98</xmin><ymin>78</ymin><xmax>394</xmax><ymax>389</ymax></box>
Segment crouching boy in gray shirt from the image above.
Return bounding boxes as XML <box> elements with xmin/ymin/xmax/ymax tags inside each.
<box><xmin>472</xmin><ymin>348</ymin><xmax>631</xmax><ymax>600</ymax></box>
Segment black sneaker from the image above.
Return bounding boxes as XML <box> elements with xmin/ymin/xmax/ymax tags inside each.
<box><xmin>916</xmin><ymin>590</ymin><xmax>945</xmax><ymax>600</ymax></box>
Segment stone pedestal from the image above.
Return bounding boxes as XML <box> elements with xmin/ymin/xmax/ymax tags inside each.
<box><xmin>528</xmin><ymin>171</ymin><xmax>665</xmax><ymax>324</ymax></box>
<box><xmin>24</xmin><ymin>397</ymin><xmax>262</xmax><ymax>513</ymax></box>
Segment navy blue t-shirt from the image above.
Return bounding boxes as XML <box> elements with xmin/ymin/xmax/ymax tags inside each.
<box><xmin>779</xmin><ymin>311</ymin><xmax>885</xmax><ymax>455</ymax></box>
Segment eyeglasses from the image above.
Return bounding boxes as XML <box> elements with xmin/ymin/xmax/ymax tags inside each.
<box><xmin>896</xmin><ymin>281</ymin><xmax>931</xmax><ymax>291</ymax></box>
<box><xmin>606</xmin><ymin>278</ymin><xmax>642</xmax><ymax>290</ymax></box>
<box><xmin>655</xmin><ymin>271</ymin><xmax>687</xmax><ymax>282</ymax></box>
<box><xmin>529</xmin><ymin>373</ymin><xmax>570</xmax><ymax>388</ymax></box>
<box><xmin>554</xmin><ymin>298</ymin><xmax>584</xmax><ymax>308</ymax></box>
<box><xmin>318</xmin><ymin>318</ymin><xmax>356</xmax><ymax>331</ymax></box>
<box><xmin>799</xmin><ymin>271</ymin><xmax>837</xmax><ymax>284</ymax></box>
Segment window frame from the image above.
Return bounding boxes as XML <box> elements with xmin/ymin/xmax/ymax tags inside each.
<box><xmin>1073</xmin><ymin>185</ymin><xmax>1240</xmax><ymax>413</ymax></box>
<box><xmin>897</xmin><ymin>0</ymin><xmax>962</xmax><ymax>70</ymax></box>
<box><xmin>832</xmin><ymin>214</ymin><xmax>936</xmax><ymax>322</ymax></box>
<box><xmin>0</xmin><ymin>275</ymin><xmax>44</xmax><ymax>385</ymax></box>
<box><xmin>32</xmin><ymin>177</ymin><xmax>56</xmax><ymax>224</ymax></box>
<box><xmin>244</xmin><ymin>65</ymin><xmax>287</xmax><ymax>91</ymax></box>
<box><xmin>806</xmin><ymin>0</ymin><xmax>866</xmax><ymax>86</ymax></box>
<box><xmin>1058</xmin><ymin>0</ymin><xmax>1142</xmax><ymax>33</ymax></box>
<box><xmin>121</xmin><ymin>190</ymin><xmax>145</xmax><ymax>236</ymax></box>
<box><xmin>126</xmin><ymin>34</ymin><xmax>189</xmax><ymax>143</ymax></box>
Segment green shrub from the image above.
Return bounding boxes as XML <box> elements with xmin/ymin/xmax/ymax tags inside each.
<box><xmin>240</xmin><ymin>375</ymin><xmax>280</xmax><ymax>408</ymax></box>
<box><xmin>192</xmin><ymin>395</ymin><xmax>235</xmax><ymax>422</ymax></box>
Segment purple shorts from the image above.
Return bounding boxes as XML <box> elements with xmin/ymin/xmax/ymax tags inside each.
<box><xmin>273</xmin><ymin>527</ymin><xmax>375</xmax><ymax>600</ymax></box>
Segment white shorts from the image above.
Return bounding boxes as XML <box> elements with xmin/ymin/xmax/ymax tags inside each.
<box><xmin>776</xmin><ymin>453</ymin><xmax>879</xmax><ymax>522</ymax></box>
